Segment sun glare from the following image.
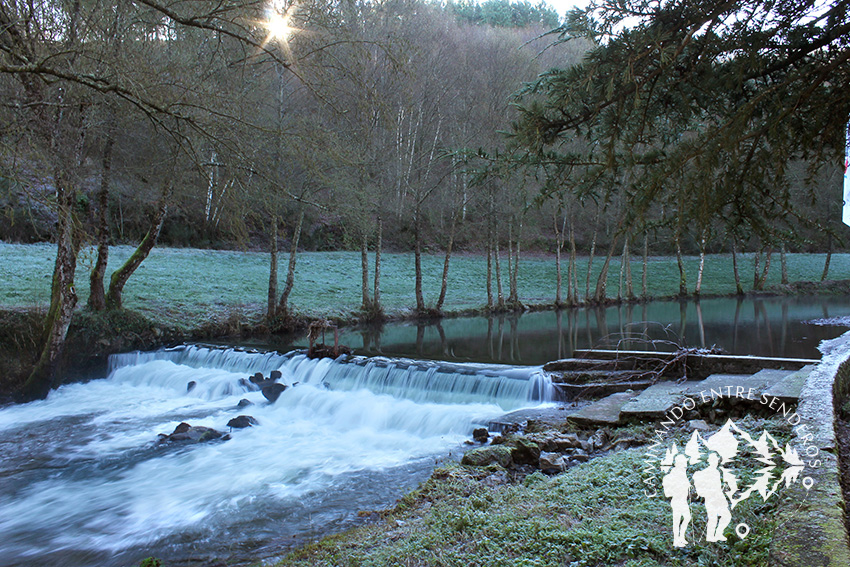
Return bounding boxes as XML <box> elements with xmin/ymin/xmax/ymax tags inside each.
<box><xmin>266</xmin><ymin>11</ymin><xmax>293</xmax><ymax>42</ymax></box>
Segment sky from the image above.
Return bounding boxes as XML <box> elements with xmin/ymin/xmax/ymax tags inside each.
<box><xmin>547</xmin><ymin>0</ymin><xmax>589</xmax><ymax>18</ymax></box>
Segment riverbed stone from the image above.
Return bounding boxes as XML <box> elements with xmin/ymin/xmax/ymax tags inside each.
<box><xmin>187</xmin><ymin>381</ymin><xmax>197</xmax><ymax>393</ymax></box>
<box><xmin>237</xmin><ymin>398</ymin><xmax>253</xmax><ymax>409</ymax></box>
<box><xmin>227</xmin><ymin>415</ymin><xmax>258</xmax><ymax>429</ymax></box>
<box><xmin>539</xmin><ymin>452</ymin><xmax>568</xmax><ymax>473</ymax></box>
<box><xmin>461</xmin><ymin>445</ymin><xmax>513</xmax><ymax>468</ymax></box>
<box><xmin>511</xmin><ymin>438</ymin><xmax>541</xmax><ymax>465</ymax></box>
<box><xmin>250</xmin><ymin>372</ymin><xmax>264</xmax><ymax>384</ymax></box>
<box><xmin>270</xmin><ymin>370</ymin><xmax>282</xmax><ymax>381</ymax></box>
<box><xmin>262</xmin><ymin>383</ymin><xmax>287</xmax><ymax>402</ymax></box>
<box><xmin>472</xmin><ymin>427</ymin><xmax>489</xmax><ymax>443</ymax></box>
<box><xmin>159</xmin><ymin>423</ymin><xmax>224</xmax><ymax>444</ymax></box>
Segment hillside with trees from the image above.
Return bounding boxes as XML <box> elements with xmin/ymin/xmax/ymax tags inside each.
<box><xmin>1</xmin><ymin>0</ymin><xmax>848</xmax><ymax>397</ymax></box>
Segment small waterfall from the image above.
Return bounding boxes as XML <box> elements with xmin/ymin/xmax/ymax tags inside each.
<box><xmin>107</xmin><ymin>345</ymin><xmax>554</xmax><ymax>410</ymax></box>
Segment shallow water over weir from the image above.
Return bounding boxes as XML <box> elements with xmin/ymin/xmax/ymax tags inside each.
<box><xmin>0</xmin><ymin>346</ymin><xmax>552</xmax><ymax>567</ymax></box>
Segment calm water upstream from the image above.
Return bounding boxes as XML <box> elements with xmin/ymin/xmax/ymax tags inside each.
<box><xmin>2</xmin><ymin>295</ymin><xmax>850</xmax><ymax>566</ymax></box>
<box><xmin>244</xmin><ymin>295</ymin><xmax>850</xmax><ymax>364</ymax></box>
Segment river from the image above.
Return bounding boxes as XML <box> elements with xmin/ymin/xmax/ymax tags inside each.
<box><xmin>1</xmin><ymin>295</ymin><xmax>849</xmax><ymax>566</ymax></box>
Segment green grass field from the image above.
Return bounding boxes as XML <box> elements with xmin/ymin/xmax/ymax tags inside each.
<box><xmin>1</xmin><ymin>242</ymin><xmax>847</xmax><ymax>328</ymax></box>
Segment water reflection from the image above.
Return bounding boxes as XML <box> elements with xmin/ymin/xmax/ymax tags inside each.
<box><xmin>342</xmin><ymin>296</ymin><xmax>850</xmax><ymax>364</ymax></box>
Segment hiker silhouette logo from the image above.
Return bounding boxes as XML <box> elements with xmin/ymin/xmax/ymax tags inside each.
<box><xmin>658</xmin><ymin>419</ymin><xmax>810</xmax><ymax>547</ymax></box>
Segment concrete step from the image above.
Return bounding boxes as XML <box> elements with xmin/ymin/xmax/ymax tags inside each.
<box><xmin>543</xmin><ymin>358</ymin><xmax>640</xmax><ymax>372</ymax></box>
<box><xmin>619</xmin><ymin>381</ymin><xmax>691</xmax><ymax>420</ymax></box>
<box><xmin>566</xmin><ymin>391</ymin><xmax>635</xmax><ymax>426</ymax></box>
<box><xmin>548</xmin><ymin>369</ymin><xmax>645</xmax><ymax>384</ymax></box>
<box><xmin>763</xmin><ymin>364</ymin><xmax>815</xmax><ymax>404</ymax></box>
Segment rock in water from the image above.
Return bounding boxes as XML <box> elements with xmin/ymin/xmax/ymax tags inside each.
<box><xmin>472</xmin><ymin>428</ymin><xmax>489</xmax><ymax>443</ymax></box>
<box><xmin>159</xmin><ymin>423</ymin><xmax>224</xmax><ymax>444</ymax></box>
<box><xmin>237</xmin><ymin>398</ymin><xmax>253</xmax><ymax>409</ymax></box>
<box><xmin>250</xmin><ymin>372</ymin><xmax>264</xmax><ymax>384</ymax></box>
<box><xmin>187</xmin><ymin>381</ymin><xmax>197</xmax><ymax>393</ymax></box>
<box><xmin>270</xmin><ymin>370</ymin><xmax>282</xmax><ymax>381</ymax></box>
<box><xmin>262</xmin><ymin>383</ymin><xmax>287</xmax><ymax>402</ymax></box>
<box><xmin>227</xmin><ymin>415</ymin><xmax>258</xmax><ymax>429</ymax></box>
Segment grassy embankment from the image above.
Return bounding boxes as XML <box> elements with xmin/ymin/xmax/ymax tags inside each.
<box><xmin>2</xmin><ymin>242</ymin><xmax>849</xmax><ymax>394</ymax></box>
<box><xmin>3</xmin><ymin>243</ymin><xmax>848</xmax><ymax>328</ymax></box>
<box><xmin>275</xmin><ymin>417</ymin><xmax>787</xmax><ymax>567</ymax></box>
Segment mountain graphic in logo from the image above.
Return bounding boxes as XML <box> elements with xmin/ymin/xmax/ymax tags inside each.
<box><xmin>659</xmin><ymin>419</ymin><xmax>804</xmax><ymax>547</ymax></box>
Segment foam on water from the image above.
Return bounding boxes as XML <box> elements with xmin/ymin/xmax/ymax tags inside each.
<box><xmin>0</xmin><ymin>346</ymin><xmax>553</xmax><ymax>566</ymax></box>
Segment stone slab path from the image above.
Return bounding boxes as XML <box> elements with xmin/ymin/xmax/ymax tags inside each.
<box><xmin>565</xmin><ymin>367</ymin><xmax>809</xmax><ymax>426</ymax></box>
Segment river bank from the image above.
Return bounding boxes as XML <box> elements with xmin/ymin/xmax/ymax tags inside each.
<box><xmin>4</xmin><ymin>278</ymin><xmax>850</xmax><ymax>401</ymax></box>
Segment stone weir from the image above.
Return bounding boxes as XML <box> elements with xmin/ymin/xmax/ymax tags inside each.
<box><xmin>490</xmin><ymin>349</ymin><xmax>818</xmax><ymax>431</ymax></box>
<box><xmin>543</xmin><ymin>349</ymin><xmax>816</xmax><ymax>405</ymax></box>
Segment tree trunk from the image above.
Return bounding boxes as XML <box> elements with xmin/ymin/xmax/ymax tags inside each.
<box><xmin>507</xmin><ymin>224</ymin><xmax>516</xmax><ymax>304</ymax></box>
<box><xmin>360</xmin><ymin>230</ymin><xmax>371</xmax><ymax>311</ymax></box>
<box><xmin>486</xmin><ymin>235</ymin><xmax>493</xmax><ymax>308</ymax></box>
<box><xmin>623</xmin><ymin>234</ymin><xmax>634</xmax><ymax>299</ymax></box>
<box><xmin>568</xmin><ymin>219</ymin><xmax>578</xmax><ymax>305</ymax></box>
<box><xmin>781</xmin><ymin>243</ymin><xmax>789</xmax><ymax>285</ymax></box>
<box><xmin>758</xmin><ymin>248</ymin><xmax>772</xmax><ymax>290</ymax></box>
<box><xmin>267</xmin><ymin>217</ymin><xmax>278</xmax><ymax>320</ymax></box>
<box><xmin>23</xmin><ymin>181</ymin><xmax>79</xmax><ymax>399</ymax></box>
<box><xmin>435</xmin><ymin>213</ymin><xmax>457</xmax><ymax>312</ymax></box>
<box><xmin>732</xmin><ymin>239</ymin><xmax>744</xmax><ymax>295</ymax></box>
<box><xmin>822</xmin><ymin>234</ymin><xmax>832</xmax><ymax>281</ymax></box>
<box><xmin>586</xmin><ymin>208</ymin><xmax>599</xmax><ymax>299</ymax></box>
<box><xmin>753</xmin><ymin>248</ymin><xmax>762</xmax><ymax>290</ymax></box>
<box><xmin>494</xmin><ymin>237</ymin><xmax>504</xmax><ymax>308</ymax></box>
<box><xmin>675</xmin><ymin>229</ymin><xmax>687</xmax><ymax>296</ymax></box>
<box><xmin>510</xmin><ymin>219</ymin><xmax>522</xmax><ymax>306</ymax></box>
<box><xmin>593</xmin><ymin>235</ymin><xmax>618</xmax><ymax>303</ymax></box>
<box><xmin>278</xmin><ymin>210</ymin><xmax>304</xmax><ymax>315</ymax></box>
<box><xmin>88</xmin><ymin>134</ymin><xmax>113</xmax><ymax>311</ymax></box>
<box><xmin>554</xmin><ymin>208</ymin><xmax>563</xmax><ymax>306</ymax></box>
<box><xmin>695</xmin><ymin>235</ymin><xmax>706</xmax><ymax>296</ymax></box>
<box><xmin>373</xmin><ymin>216</ymin><xmax>382</xmax><ymax>313</ymax></box>
<box><xmin>642</xmin><ymin>233</ymin><xmax>649</xmax><ymax>298</ymax></box>
<box><xmin>414</xmin><ymin>210</ymin><xmax>425</xmax><ymax>313</ymax></box>
<box><xmin>105</xmin><ymin>189</ymin><xmax>170</xmax><ymax>310</ymax></box>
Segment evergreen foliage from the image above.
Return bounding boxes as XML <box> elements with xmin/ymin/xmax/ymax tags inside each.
<box><xmin>511</xmin><ymin>0</ymin><xmax>850</xmax><ymax>244</ymax></box>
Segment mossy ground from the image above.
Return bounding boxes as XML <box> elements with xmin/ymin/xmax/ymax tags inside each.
<box><xmin>276</xmin><ymin>418</ymin><xmax>791</xmax><ymax>567</ymax></box>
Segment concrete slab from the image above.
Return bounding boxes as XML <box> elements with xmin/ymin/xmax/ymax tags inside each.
<box><xmin>763</xmin><ymin>364</ymin><xmax>815</xmax><ymax>403</ymax></box>
<box><xmin>684</xmin><ymin>373</ymin><xmax>774</xmax><ymax>397</ymax></box>
<box><xmin>619</xmin><ymin>381</ymin><xmax>691</xmax><ymax>420</ymax></box>
<box><xmin>488</xmin><ymin>406</ymin><xmax>575</xmax><ymax>432</ymax></box>
<box><xmin>567</xmin><ymin>391</ymin><xmax>635</xmax><ymax>425</ymax></box>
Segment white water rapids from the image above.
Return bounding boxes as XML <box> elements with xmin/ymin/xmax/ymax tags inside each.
<box><xmin>0</xmin><ymin>346</ymin><xmax>552</xmax><ymax>566</ymax></box>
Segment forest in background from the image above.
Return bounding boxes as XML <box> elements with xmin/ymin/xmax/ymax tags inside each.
<box><xmin>2</xmin><ymin>0</ymin><xmax>847</xmax><ymax>397</ymax></box>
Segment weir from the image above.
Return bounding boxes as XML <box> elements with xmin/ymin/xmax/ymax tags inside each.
<box><xmin>108</xmin><ymin>345</ymin><xmax>555</xmax><ymax>411</ymax></box>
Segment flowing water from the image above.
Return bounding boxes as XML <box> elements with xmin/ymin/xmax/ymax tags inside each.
<box><xmin>0</xmin><ymin>346</ymin><xmax>551</xmax><ymax>567</ymax></box>
<box><xmin>4</xmin><ymin>295</ymin><xmax>850</xmax><ymax>566</ymax></box>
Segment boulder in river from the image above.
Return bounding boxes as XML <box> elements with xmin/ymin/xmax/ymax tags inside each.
<box><xmin>237</xmin><ymin>398</ymin><xmax>253</xmax><ymax>409</ymax></box>
<box><xmin>158</xmin><ymin>422</ymin><xmax>226</xmax><ymax>444</ymax></box>
<box><xmin>227</xmin><ymin>415</ymin><xmax>258</xmax><ymax>429</ymax></box>
<box><xmin>250</xmin><ymin>372</ymin><xmax>265</xmax><ymax>384</ymax></box>
<box><xmin>270</xmin><ymin>370</ymin><xmax>282</xmax><ymax>381</ymax></box>
<box><xmin>187</xmin><ymin>381</ymin><xmax>197</xmax><ymax>393</ymax></box>
<box><xmin>472</xmin><ymin>427</ymin><xmax>489</xmax><ymax>443</ymax></box>
<box><xmin>262</xmin><ymin>383</ymin><xmax>287</xmax><ymax>403</ymax></box>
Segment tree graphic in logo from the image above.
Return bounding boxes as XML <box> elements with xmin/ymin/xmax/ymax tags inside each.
<box><xmin>660</xmin><ymin>419</ymin><xmax>805</xmax><ymax>547</ymax></box>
